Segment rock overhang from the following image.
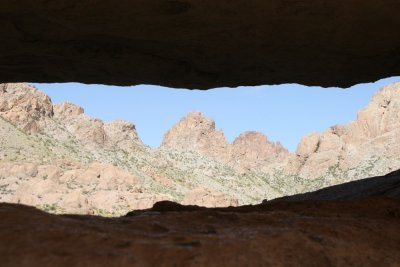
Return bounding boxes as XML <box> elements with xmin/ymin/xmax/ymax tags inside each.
<box><xmin>0</xmin><ymin>0</ymin><xmax>400</xmax><ymax>89</ymax></box>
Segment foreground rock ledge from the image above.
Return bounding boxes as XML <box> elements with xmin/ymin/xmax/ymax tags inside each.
<box><xmin>1</xmin><ymin>1</ymin><xmax>400</xmax><ymax>88</ymax></box>
<box><xmin>1</xmin><ymin>198</ymin><xmax>400</xmax><ymax>266</ymax></box>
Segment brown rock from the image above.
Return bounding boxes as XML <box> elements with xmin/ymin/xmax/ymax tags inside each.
<box><xmin>162</xmin><ymin>111</ymin><xmax>230</xmax><ymax>161</ymax></box>
<box><xmin>182</xmin><ymin>188</ymin><xmax>239</xmax><ymax>208</ymax></box>
<box><xmin>53</xmin><ymin>102</ymin><xmax>107</xmax><ymax>145</ymax></box>
<box><xmin>104</xmin><ymin>119</ymin><xmax>143</xmax><ymax>150</ymax></box>
<box><xmin>288</xmin><ymin>82</ymin><xmax>400</xmax><ymax>179</ymax></box>
<box><xmin>162</xmin><ymin>113</ymin><xmax>290</xmax><ymax>170</ymax></box>
<box><xmin>230</xmin><ymin>131</ymin><xmax>288</xmax><ymax>170</ymax></box>
<box><xmin>0</xmin><ymin>83</ymin><xmax>53</xmax><ymax>132</ymax></box>
<box><xmin>53</xmin><ymin>102</ymin><xmax>84</xmax><ymax>118</ymax></box>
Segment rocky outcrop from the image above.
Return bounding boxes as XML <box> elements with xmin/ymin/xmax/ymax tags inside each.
<box><xmin>53</xmin><ymin>102</ymin><xmax>145</xmax><ymax>151</ymax></box>
<box><xmin>230</xmin><ymin>131</ymin><xmax>288</xmax><ymax>170</ymax></box>
<box><xmin>53</xmin><ymin>102</ymin><xmax>84</xmax><ymax>118</ymax></box>
<box><xmin>162</xmin><ymin>111</ymin><xmax>230</xmax><ymax>161</ymax></box>
<box><xmin>0</xmin><ymin>1</ymin><xmax>400</xmax><ymax>88</ymax></box>
<box><xmin>182</xmin><ymin>188</ymin><xmax>238</xmax><ymax>208</ymax></box>
<box><xmin>0</xmin><ymin>161</ymin><xmax>172</xmax><ymax>216</ymax></box>
<box><xmin>0</xmin><ymin>83</ymin><xmax>53</xmax><ymax>132</ymax></box>
<box><xmin>104</xmin><ymin>120</ymin><xmax>144</xmax><ymax>150</ymax></box>
<box><xmin>287</xmin><ymin>82</ymin><xmax>400</xmax><ymax>179</ymax></box>
<box><xmin>161</xmin><ymin>112</ymin><xmax>289</xmax><ymax>169</ymax></box>
<box><xmin>53</xmin><ymin>102</ymin><xmax>107</xmax><ymax>146</ymax></box>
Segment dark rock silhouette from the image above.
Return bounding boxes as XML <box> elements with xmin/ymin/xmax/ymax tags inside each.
<box><xmin>0</xmin><ymin>1</ymin><xmax>400</xmax><ymax>88</ymax></box>
<box><xmin>268</xmin><ymin>171</ymin><xmax>400</xmax><ymax>202</ymax></box>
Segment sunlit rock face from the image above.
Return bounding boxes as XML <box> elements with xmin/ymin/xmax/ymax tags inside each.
<box><xmin>0</xmin><ymin>1</ymin><xmax>399</xmax><ymax>88</ymax></box>
<box><xmin>287</xmin><ymin>82</ymin><xmax>400</xmax><ymax>180</ymax></box>
<box><xmin>0</xmin><ymin>83</ymin><xmax>53</xmax><ymax>132</ymax></box>
<box><xmin>160</xmin><ymin>111</ymin><xmax>290</xmax><ymax>196</ymax></box>
<box><xmin>162</xmin><ymin>82</ymin><xmax>400</xmax><ymax>188</ymax></box>
<box><xmin>230</xmin><ymin>132</ymin><xmax>288</xmax><ymax>171</ymax></box>
<box><xmin>161</xmin><ymin>113</ymin><xmax>288</xmax><ymax>170</ymax></box>
<box><xmin>162</xmin><ymin>111</ymin><xmax>231</xmax><ymax>161</ymax></box>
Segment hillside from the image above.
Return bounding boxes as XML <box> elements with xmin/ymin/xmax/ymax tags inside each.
<box><xmin>0</xmin><ymin>82</ymin><xmax>399</xmax><ymax>216</ymax></box>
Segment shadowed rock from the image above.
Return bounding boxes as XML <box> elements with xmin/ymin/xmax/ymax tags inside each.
<box><xmin>1</xmin><ymin>196</ymin><xmax>399</xmax><ymax>266</ymax></box>
<box><xmin>269</xmin><ymin>171</ymin><xmax>400</xmax><ymax>202</ymax></box>
<box><xmin>0</xmin><ymin>1</ymin><xmax>400</xmax><ymax>88</ymax></box>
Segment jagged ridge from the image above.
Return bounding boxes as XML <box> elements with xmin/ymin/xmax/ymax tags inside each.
<box><xmin>0</xmin><ymin>82</ymin><xmax>400</xmax><ymax>216</ymax></box>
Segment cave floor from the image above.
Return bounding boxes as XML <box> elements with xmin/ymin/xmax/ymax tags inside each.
<box><xmin>1</xmin><ymin>198</ymin><xmax>399</xmax><ymax>267</ymax></box>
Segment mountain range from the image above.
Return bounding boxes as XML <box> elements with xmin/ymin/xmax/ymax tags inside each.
<box><xmin>0</xmin><ymin>82</ymin><xmax>399</xmax><ymax>216</ymax></box>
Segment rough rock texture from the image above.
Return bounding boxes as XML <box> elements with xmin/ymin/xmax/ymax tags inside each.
<box><xmin>0</xmin><ymin>161</ymin><xmax>171</xmax><ymax>216</ymax></box>
<box><xmin>0</xmin><ymin>1</ymin><xmax>400</xmax><ymax>88</ymax></box>
<box><xmin>104</xmin><ymin>120</ymin><xmax>143</xmax><ymax>149</ymax></box>
<box><xmin>0</xmin><ymin>83</ymin><xmax>53</xmax><ymax>132</ymax></box>
<box><xmin>53</xmin><ymin>102</ymin><xmax>84</xmax><ymax>118</ymax></box>
<box><xmin>54</xmin><ymin>102</ymin><xmax>107</xmax><ymax>146</ymax></box>
<box><xmin>161</xmin><ymin>113</ymin><xmax>288</xmax><ymax>169</ymax></box>
<box><xmin>230</xmin><ymin>131</ymin><xmax>288</xmax><ymax>171</ymax></box>
<box><xmin>1</xmin><ymin>197</ymin><xmax>399</xmax><ymax>266</ymax></box>
<box><xmin>162</xmin><ymin>111</ymin><xmax>230</xmax><ymax>161</ymax></box>
<box><xmin>287</xmin><ymin>82</ymin><xmax>400</xmax><ymax>180</ymax></box>
<box><xmin>182</xmin><ymin>188</ymin><xmax>238</xmax><ymax>208</ymax></box>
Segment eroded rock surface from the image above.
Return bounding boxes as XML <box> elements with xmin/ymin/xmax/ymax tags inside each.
<box><xmin>162</xmin><ymin>111</ymin><xmax>230</xmax><ymax>161</ymax></box>
<box><xmin>287</xmin><ymin>82</ymin><xmax>400</xmax><ymax>180</ymax></box>
<box><xmin>230</xmin><ymin>131</ymin><xmax>288</xmax><ymax>171</ymax></box>
<box><xmin>0</xmin><ymin>83</ymin><xmax>53</xmax><ymax>132</ymax></box>
<box><xmin>161</xmin><ymin>83</ymin><xmax>400</xmax><ymax>184</ymax></box>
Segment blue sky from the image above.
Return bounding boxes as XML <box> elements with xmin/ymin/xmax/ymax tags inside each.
<box><xmin>33</xmin><ymin>76</ymin><xmax>400</xmax><ymax>152</ymax></box>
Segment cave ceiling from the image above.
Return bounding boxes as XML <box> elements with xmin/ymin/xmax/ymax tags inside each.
<box><xmin>1</xmin><ymin>0</ymin><xmax>400</xmax><ymax>89</ymax></box>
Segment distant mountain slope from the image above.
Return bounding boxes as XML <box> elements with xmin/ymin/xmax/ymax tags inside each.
<box><xmin>269</xmin><ymin>172</ymin><xmax>400</xmax><ymax>202</ymax></box>
<box><xmin>161</xmin><ymin>82</ymin><xmax>400</xmax><ymax>192</ymax></box>
<box><xmin>0</xmin><ymin>82</ymin><xmax>400</xmax><ymax>216</ymax></box>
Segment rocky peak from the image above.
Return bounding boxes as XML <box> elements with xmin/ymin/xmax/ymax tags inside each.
<box><xmin>162</xmin><ymin>112</ymin><xmax>291</xmax><ymax>168</ymax></box>
<box><xmin>295</xmin><ymin>132</ymin><xmax>321</xmax><ymax>158</ymax></box>
<box><xmin>53</xmin><ymin>103</ymin><xmax>143</xmax><ymax>149</ymax></box>
<box><xmin>53</xmin><ymin>102</ymin><xmax>84</xmax><ymax>119</ymax></box>
<box><xmin>0</xmin><ymin>83</ymin><xmax>53</xmax><ymax>132</ymax></box>
<box><xmin>161</xmin><ymin>111</ymin><xmax>230</xmax><ymax>160</ymax></box>
<box><xmin>230</xmin><ymin>131</ymin><xmax>289</xmax><ymax>169</ymax></box>
<box><xmin>286</xmin><ymin>82</ymin><xmax>400</xmax><ymax>179</ymax></box>
<box><xmin>0</xmin><ymin>84</ymin><xmax>143</xmax><ymax>151</ymax></box>
<box><xmin>354</xmin><ymin>82</ymin><xmax>400</xmax><ymax>139</ymax></box>
<box><xmin>53</xmin><ymin>107</ymin><xmax>106</xmax><ymax>146</ymax></box>
<box><xmin>164</xmin><ymin>111</ymin><xmax>216</xmax><ymax>138</ymax></box>
<box><xmin>104</xmin><ymin>120</ymin><xmax>143</xmax><ymax>149</ymax></box>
